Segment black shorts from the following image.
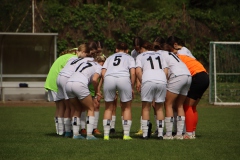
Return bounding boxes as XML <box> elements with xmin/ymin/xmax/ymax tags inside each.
<box><xmin>187</xmin><ymin>72</ymin><xmax>209</xmax><ymax>100</ymax></box>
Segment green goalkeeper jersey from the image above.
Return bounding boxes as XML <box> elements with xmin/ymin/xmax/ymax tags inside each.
<box><xmin>44</xmin><ymin>54</ymin><xmax>77</xmax><ymax>92</ymax></box>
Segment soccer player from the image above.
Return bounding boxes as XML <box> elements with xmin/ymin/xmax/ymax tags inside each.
<box><xmin>154</xmin><ymin>37</ymin><xmax>192</xmax><ymax>140</ymax></box>
<box><xmin>136</xmin><ymin>41</ymin><xmax>168</xmax><ymax>139</ymax></box>
<box><xmin>167</xmin><ymin>36</ymin><xmax>209</xmax><ymax>139</ymax></box>
<box><xmin>45</xmin><ymin>48</ymin><xmax>78</xmax><ymax>136</ymax></box>
<box><xmin>56</xmin><ymin>43</ymin><xmax>97</xmax><ymax>137</ymax></box>
<box><xmin>88</xmin><ymin>54</ymin><xmax>107</xmax><ymax>135</ymax></box>
<box><xmin>66</xmin><ymin>49</ymin><xmax>103</xmax><ymax>140</ymax></box>
<box><xmin>102</xmin><ymin>42</ymin><xmax>136</xmax><ymax>140</ymax></box>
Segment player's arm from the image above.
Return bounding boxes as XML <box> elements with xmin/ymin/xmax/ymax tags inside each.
<box><xmin>163</xmin><ymin>67</ymin><xmax>168</xmax><ymax>80</ymax></box>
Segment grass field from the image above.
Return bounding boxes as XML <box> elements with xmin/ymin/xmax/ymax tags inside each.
<box><xmin>1</xmin><ymin>96</ymin><xmax>240</xmax><ymax>160</ymax></box>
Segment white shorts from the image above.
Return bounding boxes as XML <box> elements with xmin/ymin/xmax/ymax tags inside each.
<box><xmin>56</xmin><ymin>75</ymin><xmax>69</xmax><ymax>100</ymax></box>
<box><xmin>46</xmin><ymin>90</ymin><xmax>59</xmax><ymax>102</ymax></box>
<box><xmin>167</xmin><ymin>75</ymin><xmax>192</xmax><ymax>95</ymax></box>
<box><xmin>65</xmin><ymin>81</ymin><xmax>89</xmax><ymax>100</ymax></box>
<box><xmin>103</xmin><ymin>76</ymin><xmax>132</xmax><ymax>102</ymax></box>
<box><xmin>141</xmin><ymin>81</ymin><xmax>166</xmax><ymax>103</ymax></box>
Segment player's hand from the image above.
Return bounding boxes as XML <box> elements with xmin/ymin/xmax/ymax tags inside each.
<box><xmin>93</xmin><ymin>98</ymin><xmax>100</xmax><ymax>106</ymax></box>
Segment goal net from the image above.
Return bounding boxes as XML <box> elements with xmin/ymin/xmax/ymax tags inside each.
<box><xmin>209</xmin><ymin>42</ymin><xmax>240</xmax><ymax>105</ymax></box>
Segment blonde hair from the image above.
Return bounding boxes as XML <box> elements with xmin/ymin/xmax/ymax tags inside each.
<box><xmin>95</xmin><ymin>54</ymin><xmax>107</xmax><ymax>62</ymax></box>
<box><xmin>60</xmin><ymin>48</ymin><xmax>77</xmax><ymax>56</ymax></box>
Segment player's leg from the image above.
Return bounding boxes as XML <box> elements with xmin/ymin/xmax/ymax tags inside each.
<box><xmin>141</xmin><ymin>101</ymin><xmax>152</xmax><ymax>139</ymax></box>
<box><xmin>103</xmin><ymin>101</ymin><xmax>114</xmax><ymax>140</ymax></box>
<box><xmin>164</xmin><ymin>91</ymin><xmax>178</xmax><ymax>140</ymax></box>
<box><xmin>155</xmin><ymin>102</ymin><xmax>164</xmax><ymax>139</ymax></box>
<box><xmin>173</xmin><ymin>94</ymin><xmax>187</xmax><ymax>139</ymax></box>
<box><xmin>80</xmin><ymin>109</ymin><xmax>87</xmax><ymax>135</ymax></box>
<box><xmin>121</xmin><ymin>100</ymin><xmax>133</xmax><ymax>140</ymax></box>
<box><xmin>92</xmin><ymin>96</ymin><xmax>101</xmax><ymax>135</ymax></box>
<box><xmin>110</xmin><ymin>94</ymin><xmax>117</xmax><ymax>134</ymax></box>
<box><xmin>63</xmin><ymin>99</ymin><xmax>72</xmax><ymax>137</ymax></box>
<box><xmin>69</xmin><ymin>97</ymin><xmax>84</xmax><ymax>139</ymax></box>
<box><xmin>79</xmin><ymin>95</ymin><xmax>97</xmax><ymax>140</ymax></box>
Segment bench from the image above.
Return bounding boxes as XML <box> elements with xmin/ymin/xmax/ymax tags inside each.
<box><xmin>0</xmin><ymin>82</ymin><xmax>46</xmax><ymax>102</ymax></box>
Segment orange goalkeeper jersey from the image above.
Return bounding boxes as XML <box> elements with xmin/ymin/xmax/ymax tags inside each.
<box><xmin>178</xmin><ymin>54</ymin><xmax>206</xmax><ymax>76</ymax></box>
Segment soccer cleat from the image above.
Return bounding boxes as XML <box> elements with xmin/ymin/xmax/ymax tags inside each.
<box><xmin>163</xmin><ymin>135</ymin><xmax>173</xmax><ymax>140</ymax></box>
<box><xmin>73</xmin><ymin>134</ymin><xmax>85</xmax><ymax>139</ymax></box>
<box><xmin>110</xmin><ymin>128</ymin><xmax>116</xmax><ymax>134</ymax></box>
<box><xmin>86</xmin><ymin>135</ymin><xmax>98</xmax><ymax>140</ymax></box>
<box><xmin>173</xmin><ymin>134</ymin><xmax>183</xmax><ymax>140</ymax></box>
<box><xmin>92</xmin><ymin>128</ymin><xmax>101</xmax><ymax>135</ymax></box>
<box><xmin>152</xmin><ymin>129</ymin><xmax>158</xmax><ymax>135</ymax></box>
<box><xmin>65</xmin><ymin>132</ymin><xmax>73</xmax><ymax>138</ymax></box>
<box><xmin>123</xmin><ymin>135</ymin><xmax>132</xmax><ymax>140</ymax></box>
<box><xmin>183</xmin><ymin>134</ymin><xmax>195</xmax><ymax>140</ymax></box>
<box><xmin>80</xmin><ymin>129</ymin><xmax>87</xmax><ymax>135</ymax></box>
<box><xmin>158</xmin><ymin>136</ymin><xmax>163</xmax><ymax>140</ymax></box>
<box><xmin>135</xmin><ymin>129</ymin><xmax>143</xmax><ymax>135</ymax></box>
<box><xmin>104</xmin><ymin>135</ymin><xmax>109</xmax><ymax>140</ymax></box>
<box><xmin>147</xmin><ymin>122</ymin><xmax>152</xmax><ymax>138</ymax></box>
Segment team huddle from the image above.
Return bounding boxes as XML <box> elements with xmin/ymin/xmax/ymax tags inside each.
<box><xmin>44</xmin><ymin>36</ymin><xmax>209</xmax><ymax>140</ymax></box>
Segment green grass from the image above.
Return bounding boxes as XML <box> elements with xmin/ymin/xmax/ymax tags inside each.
<box><xmin>1</xmin><ymin>99</ymin><xmax>240</xmax><ymax>160</ymax></box>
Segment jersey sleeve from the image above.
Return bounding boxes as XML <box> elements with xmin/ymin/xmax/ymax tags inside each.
<box><xmin>135</xmin><ymin>54</ymin><xmax>142</xmax><ymax>68</ymax></box>
<box><xmin>128</xmin><ymin>56</ymin><xmax>136</xmax><ymax>69</ymax></box>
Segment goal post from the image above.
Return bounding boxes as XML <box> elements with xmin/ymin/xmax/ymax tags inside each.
<box><xmin>209</xmin><ymin>41</ymin><xmax>240</xmax><ymax>105</ymax></box>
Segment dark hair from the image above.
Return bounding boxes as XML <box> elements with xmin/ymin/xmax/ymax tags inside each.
<box><xmin>97</xmin><ymin>41</ymin><xmax>103</xmax><ymax>49</ymax></box>
<box><xmin>88</xmin><ymin>41</ymin><xmax>98</xmax><ymax>51</ymax></box>
<box><xmin>133</xmin><ymin>37</ymin><xmax>143</xmax><ymax>52</ymax></box>
<box><xmin>162</xmin><ymin>43</ymin><xmax>173</xmax><ymax>52</ymax></box>
<box><xmin>116</xmin><ymin>42</ymin><xmax>128</xmax><ymax>51</ymax></box>
<box><xmin>166</xmin><ymin>36</ymin><xmax>185</xmax><ymax>47</ymax></box>
<box><xmin>153</xmin><ymin>37</ymin><xmax>166</xmax><ymax>50</ymax></box>
<box><xmin>141</xmin><ymin>41</ymin><xmax>154</xmax><ymax>51</ymax></box>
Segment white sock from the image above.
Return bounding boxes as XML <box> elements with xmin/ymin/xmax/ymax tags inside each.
<box><xmin>193</xmin><ymin>131</ymin><xmax>195</xmax><ymax>136</ymax></box>
<box><xmin>110</xmin><ymin>116</ymin><xmax>116</xmax><ymax>129</ymax></box>
<box><xmin>122</xmin><ymin>120</ymin><xmax>132</xmax><ymax>136</ymax></box>
<box><xmin>93</xmin><ymin>111</ymin><xmax>99</xmax><ymax>129</ymax></box>
<box><xmin>177</xmin><ymin>116</ymin><xmax>185</xmax><ymax>136</ymax></box>
<box><xmin>173</xmin><ymin>111</ymin><xmax>177</xmax><ymax>133</ymax></box>
<box><xmin>187</xmin><ymin>132</ymin><xmax>193</xmax><ymax>136</ymax></box>
<box><xmin>72</xmin><ymin>117</ymin><xmax>80</xmax><ymax>136</ymax></box>
<box><xmin>141</xmin><ymin>120</ymin><xmax>148</xmax><ymax>137</ymax></box>
<box><xmin>54</xmin><ymin>117</ymin><xmax>58</xmax><ymax>134</ymax></box>
<box><xmin>157</xmin><ymin>120</ymin><xmax>164</xmax><ymax>137</ymax></box>
<box><xmin>165</xmin><ymin>117</ymin><xmax>173</xmax><ymax>136</ymax></box>
<box><xmin>57</xmin><ymin>117</ymin><xmax>64</xmax><ymax>135</ymax></box>
<box><xmin>80</xmin><ymin>111</ymin><xmax>86</xmax><ymax>129</ymax></box>
<box><xmin>86</xmin><ymin>116</ymin><xmax>95</xmax><ymax>136</ymax></box>
<box><xmin>103</xmin><ymin>119</ymin><xmax>111</xmax><ymax>136</ymax></box>
<box><xmin>64</xmin><ymin>118</ymin><xmax>71</xmax><ymax>133</ymax></box>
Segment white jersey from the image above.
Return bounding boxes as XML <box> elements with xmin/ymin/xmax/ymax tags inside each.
<box><xmin>103</xmin><ymin>52</ymin><xmax>135</xmax><ymax>78</ymax></box>
<box><xmin>68</xmin><ymin>61</ymin><xmax>102</xmax><ymax>85</ymax></box>
<box><xmin>136</xmin><ymin>51</ymin><xmax>167</xmax><ymax>84</ymax></box>
<box><xmin>177</xmin><ymin>46</ymin><xmax>195</xmax><ymax>59</ymax></box>
<box><xmin>131</xmin><ymin>49</ymin><xmax>139</xmax><ymax>61</ymax></box>
<box><xmin>157</xmin><ymin>50</ymin><xmax>190</xmax><ymax>78</ymax></box>
<box><xmin>59</xmin><ymin>57</ymin><xmax>94</xmax><ymax>77</ymax></box>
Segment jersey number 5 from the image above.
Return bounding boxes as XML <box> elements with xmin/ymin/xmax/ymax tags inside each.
<box><xmin>113</xmin><ymin>56</ymin><xmax>122</xmax><ymax>66</ymax></box>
